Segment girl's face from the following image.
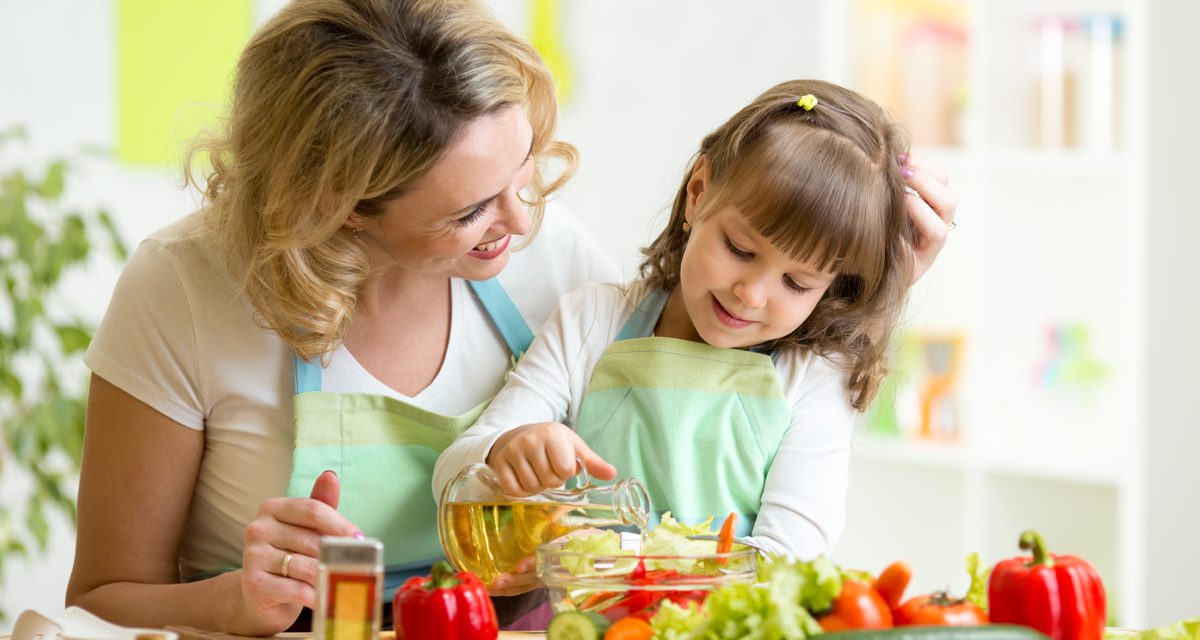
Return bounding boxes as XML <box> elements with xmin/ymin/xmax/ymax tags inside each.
<box><xmin>659</xmin><ymin>161</ymin><xmax>838</xmax><ymax>349</ymax></box>
<box><xmin>350</xmin><ymin>105</ymin><xmax>536</xmax><ymax>282</ymax></box>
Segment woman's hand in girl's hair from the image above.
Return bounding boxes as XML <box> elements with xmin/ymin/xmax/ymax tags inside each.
<box><xmin>237</xmin><ymin>470</ymin><xmax>361</xmax><ymax>633</ymax></box>
<box><xmin>901</xmin><ymin>152</ymin><xmax>958</xmax><ymax>284</ymax></box>
<box><xmin>487</xmin><ymin>422</ymin><xmax>617</xmax><ymax>496</ymax></box>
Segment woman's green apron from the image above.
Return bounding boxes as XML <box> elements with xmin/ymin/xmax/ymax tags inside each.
<box><xmin>573</xmin><ymin>289</ymin><xmax>793</xmax><ymax>536</ymax></box>
<box><xmin>285</xmin><ymin>278</ymin><xmax>532</xmax><ymax>596</ymax></box>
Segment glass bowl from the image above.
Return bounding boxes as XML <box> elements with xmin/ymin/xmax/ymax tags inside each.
<box><xmin>536</xmin><ymin>540</ymin><xmax>758</xmax><ymax>620</ymax></box>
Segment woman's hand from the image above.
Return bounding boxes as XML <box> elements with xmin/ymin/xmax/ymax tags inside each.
<box><xmin>902</xmin><ymin>152</ymin><xmax>958</xmax><ymax>284</ymax></box>
<box><xmin>487</xmin><ymin>556</ymin><xmax>541</xmax><ymax>596</ymax></box>
<box><xmin>487</xmin><ymin>422</ymin><xmax>617</xmax><ymax>497</ymax></box>
<box><xmin>235</xmin><ymin>470</ymin><xmax>362</xmax><ymax>634</ymax></box>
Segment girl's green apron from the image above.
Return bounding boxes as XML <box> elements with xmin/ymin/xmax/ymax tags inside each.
<box><xmin>573</xmin><ymin>289</ymin><xmax>793</xmax><ymax>536</ymax></box>
<box><xmin>285</xmin><ymin>278</ymin><xmax>532</xmax><ymax>596</ymax></box>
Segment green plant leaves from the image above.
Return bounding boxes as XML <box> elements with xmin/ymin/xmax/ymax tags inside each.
<box><xmin>39</xmin><ymin>160</ymin><xmax>67</xmax><ymax>201</ymax></box>
<box><xmin>55</xmin><ymin>324</ymin><xmax>93</xmax><ymax>354</ymax></box>
<box><xmin>98</xmin><ymin>209</ymin><xmax>129</xmax><ymax>261</ymax></box>
<box><xmin>1</xmin><ymin>129</ymin><xmax>127</xmax><ymax>620</ymax></box>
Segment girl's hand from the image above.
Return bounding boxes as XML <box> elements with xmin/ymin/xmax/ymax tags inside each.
<box><xmin>902</xmin><ymin>152</ymin><xmax>958</xmax><ymax>284</ymax></box>
<box><xmin>236</xmin><ymin>470</ymin><xmax>361</xmax><ymax>633</ymax></box>
<box><xmin>487</xmin><ymin>422</ymin><xmax>616</xmax><ymax>496</ymax></box>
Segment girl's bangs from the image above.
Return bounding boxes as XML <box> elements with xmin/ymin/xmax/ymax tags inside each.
<box><xmin>715</xmin><ymin>126</ymin><xmax>891</xmax><ymax>284</ymax></box>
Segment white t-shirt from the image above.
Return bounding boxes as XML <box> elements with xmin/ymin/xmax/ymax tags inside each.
<box><xmin>84</xmin><ymin>204</ymin><xmax>619</xmax><ymax>579</ymax></box>
<box><xmin>433</xmin><ymin>282</ymin><xmax>857</xmax><ymax>561</ymax></box>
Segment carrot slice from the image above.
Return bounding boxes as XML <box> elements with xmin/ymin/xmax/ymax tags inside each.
<box><xmin>716</xmin><ymin>512</ymin><xmax>737</xmax><ymax>555</ymax></box>
<box><xmin>603</xmin><ymin>617</ymin><xmax>654</xmax><ymax>640</ymax></box>
<box><xmin>873</xmin><ymin>560</ymin><xmax>913</xmax><ymax>610</ymax></box>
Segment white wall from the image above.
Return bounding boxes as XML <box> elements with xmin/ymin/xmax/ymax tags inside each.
<box><xmin>0</xmin><ymin>0</ymin><xmax>822</xmax><ymax>627</ymax></box>
<box><xmin>1145</xmin><ymin>0</ymin><xmax>1200</xmax><ymax>627</ymax></box>
<box><xmin>489</xmin><ymin>0</ymin><xmax>821</xmax><ymax>276</ymax></box>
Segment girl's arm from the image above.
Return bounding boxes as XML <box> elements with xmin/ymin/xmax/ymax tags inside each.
<box><xmin>746</xmin><ymin>355</ymin><xmax>858</xmax><ymax>560</ymax></box>
<box><xmin>433</xmin><ymin>284</ymin><xmax>620</xmax><ymax>499</ymax></box>
<box><xmin>67</xmin><ymin>376</ymin><xmax>359</xmax><ymax>635</ymax></box>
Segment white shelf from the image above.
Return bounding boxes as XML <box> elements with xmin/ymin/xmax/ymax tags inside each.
<box><xmin>851</xmin><ymin>437</ymin><xmax>1126</xmax><ymax>487</ymax></box>
<box><xmin>851</xmin><ymin>437</ymin><xmax>968</xmax><ymax>469</ymax></box>
<box><xmin>827</xmin><ymin>0</ymin><xmax>1150</xmax><ymax>627</ymax></box>
<box><xmin>910</xmin><ymin>147</ymin><xmax>1125</xmax><ymax>172</ymax></box>
<box><xmin>982</xmin><ymin>149</ymin><xmax>1125</xmax><ymax>173</ymax></box>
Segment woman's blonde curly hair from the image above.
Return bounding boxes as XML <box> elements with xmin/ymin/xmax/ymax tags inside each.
<box><xmin>186</xmin><ymin>0</ymin><xmax>574</xmax><ymax>361</ymax></box>
<box><xmin>638</xmin><ymin>79</ymin><xmax>915</xmax><ymax>411</ymax></box>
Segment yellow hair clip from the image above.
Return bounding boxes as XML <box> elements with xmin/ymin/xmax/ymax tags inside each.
<box><xmin>796</xmin><ymin>94</ymin><xmax>818</xmax><ymax>111</ymax></box>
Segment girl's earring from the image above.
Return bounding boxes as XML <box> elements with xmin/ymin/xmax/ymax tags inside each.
<box><xmin>682</xmin><ymin>221</ymin><xmax>691</xmax><ymax>233</ymax></box>
<box><xmin>351</xmin><ymin>228</ymin><xmax>360</xmax><ymax>239</ymax></box>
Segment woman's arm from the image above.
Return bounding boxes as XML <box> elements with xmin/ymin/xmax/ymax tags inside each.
<box><xmin>67</xmin><ymin>376</ymin><xmax>358</xmax><ymax>635</ymax></box>
<box><xmin>67</xmin><ymin>374</ymin><xmax>248</xmax><ymax>629</ymax></box>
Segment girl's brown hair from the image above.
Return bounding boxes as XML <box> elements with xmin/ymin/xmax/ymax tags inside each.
<box><xmin>638</xmin><ymin>79</ymin><xmax>914</xmax><ymax>410</ymax></box>
<box><xmin>187</xmin><ymin>0</ymin><xmax>574</xmax><ymax>361</ymax></box>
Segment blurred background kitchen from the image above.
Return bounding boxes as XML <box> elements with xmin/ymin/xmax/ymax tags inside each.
<box><xmin>1</xmin><ymin>0</ymin><xmax>1197</xmax><ymax>631</ymax></box>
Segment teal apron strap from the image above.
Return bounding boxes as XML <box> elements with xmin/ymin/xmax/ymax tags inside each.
<box><xmin>468</xmin><ymin>278</ymin><xmax>534</xmax><ymax>358</ymax></box>
<box><xmin>292</xmin><ymin>279</ymin><xmax>534</xmax><ymax>395</ymax></box>
<box><xmin>616</xmin><ymin>288</ymin><xmax>670</xmax><ymax>340</ymax></box>
<box><xmin>294</xmin><ymin>354</ymin><xmax>323</xmax><ymax>393</ymax></box>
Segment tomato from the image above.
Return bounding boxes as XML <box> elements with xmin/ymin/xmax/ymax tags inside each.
<box><xmin>894</xmin><ymin>592</ymin><xmax>990</xmax><ymax>626</ymax></box>
<box><xmin>817</xmin><ymin>580</ymin><xmax>894</xmax><ymax>631</ymax></box>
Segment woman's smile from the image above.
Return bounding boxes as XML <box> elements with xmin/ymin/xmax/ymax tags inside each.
<box><xmin>469</xmin><ymin>234</ymin><xmax>512</xmax><ymax>260</ymax></box>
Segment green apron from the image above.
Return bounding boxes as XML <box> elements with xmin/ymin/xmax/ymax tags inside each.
<box><xmin>573</xmin><ymin>289</ymin><xmax>792</xmax><ymax>536</ymax></box>
<box><xmin>285</xmin><ymin>278</ymin><xmax>533</xmax><ymax>593</ymax></box>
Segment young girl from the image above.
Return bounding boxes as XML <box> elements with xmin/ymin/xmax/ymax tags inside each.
<box><xmin>433</xmin><ymin>78</ymin><xmax>915</xmax><ymax>561</ymax></box>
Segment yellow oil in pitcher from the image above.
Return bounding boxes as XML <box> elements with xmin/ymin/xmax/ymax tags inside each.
<box><xmin>438</xmin><ymin>464</ymin><xmax>651</xmax><ymax>584</ymax></box>
<box><xmin>441</xmin><ymin>501</ymin><xmax>615</xmax><ymax>583</ymax></box>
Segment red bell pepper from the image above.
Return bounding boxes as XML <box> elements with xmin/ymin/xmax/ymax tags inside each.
<box><xmin>597</xmin><ymin>559</ymin><xmax>681</xmax><ymax>621</ymax></box>
<box><xmin>988</xmin><ymin>530</ymin><xmax>1106</xmax><ymax>640</ymax></box>
<box><xmin>393</xmin><ymin>561</ymin><xmax>498</xmax><ymax>640</ymax></box>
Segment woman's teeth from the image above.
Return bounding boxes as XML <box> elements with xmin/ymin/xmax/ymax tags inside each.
<box><xmin>474</xmin><ymin>237</ymin><xmax>505</xmax><ymax>252</ymax></box>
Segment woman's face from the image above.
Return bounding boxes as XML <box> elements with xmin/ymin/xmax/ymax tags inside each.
<box><xmin>353</xmin><ymin>105</ymin><xmax>536</xmax><ymax>282</ymax></box>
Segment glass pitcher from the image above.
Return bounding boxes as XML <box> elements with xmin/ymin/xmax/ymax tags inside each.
<box><xmin>437</xmin><ymin>461</ymin><xmax>651</xmax><ymax>584</ymax></box>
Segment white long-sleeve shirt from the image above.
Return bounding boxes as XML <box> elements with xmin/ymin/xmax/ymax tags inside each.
<box><xmin>433</xmin><ymin>282</ymin><xmax>857</xmax><ymax>560</ymax></box>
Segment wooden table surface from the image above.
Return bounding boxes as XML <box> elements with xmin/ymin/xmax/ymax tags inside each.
<box><xmin>167</xmin><ymin>631</ymin><xmax>543</xmax><ymax>640</ymax></box>
<box><xmin>166</xmin><ymin>631</ymin><xmax>542</xmax><ymax>640</ymax></box>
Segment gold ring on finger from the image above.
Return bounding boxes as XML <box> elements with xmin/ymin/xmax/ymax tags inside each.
<box><xmin>281</xmin><ymin>551</ymin><xmax>293</xmax><ymax>579</ymax></box>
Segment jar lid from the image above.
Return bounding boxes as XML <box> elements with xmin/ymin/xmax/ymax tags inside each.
<box><xmin>319</xmin><ymin>536</ymin><xmax>383</xmax><ymax>566</ymax></box>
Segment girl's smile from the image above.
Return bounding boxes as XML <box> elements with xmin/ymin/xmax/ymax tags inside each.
<box><xmin>657</xmin><ymin>202</ymin><xmax>838</xmax><ymax>349</ymax></box>
<box><xmin>711</xmin><ymin>294</ymin><xmax>756</xmax><ymax>328</ymax></box>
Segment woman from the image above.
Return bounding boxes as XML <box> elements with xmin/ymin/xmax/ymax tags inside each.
<box><xmin>66</xmin><ymin>0</ymin><xmax>956</xmax><ymax>634</ymax></box>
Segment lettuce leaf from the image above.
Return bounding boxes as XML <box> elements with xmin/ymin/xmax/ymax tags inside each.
<box><xmin>650</xmin><ymin>600</ymin><xmax>704</xmax><ymax>640</ymax></box>
<box><xmin>1106</xmin><ymin>619</ymin><xmax>1200</xmax><ymax>640</ymax></box>
<box><xmin>964</xmin><ymin>552</ymin><xmax>990</xmax><ymax>611</ymax></box>
<box><xmin>642</xmin><ymin>512</ymin><xmax>722</xmax><ymax>574</ymax></box>
<box><xmin>652</xmin><ymin>556</ymin><xmax>832</xmax><ymax>640</ymax></box>
<box><xmin>560</xmin><ymin>529</ymin><xmax>633</xmax><ymax>575</ymax></box>
<box><xmin>759</xmin><ymin>555</ymin><xmax>843</xmax><ymax>616</ymax></box>
<box><xmin>643</xmin><ymin>512</ymin><xmax>716</xmax><ymax>556</ymax></box>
